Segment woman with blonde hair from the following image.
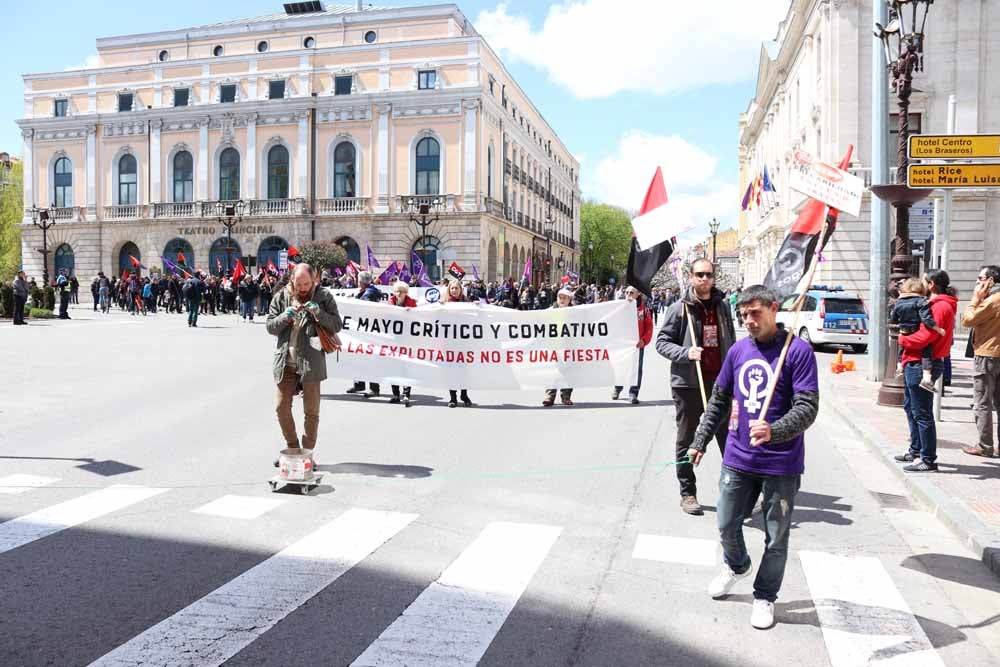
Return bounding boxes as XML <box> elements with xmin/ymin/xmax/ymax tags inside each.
<box><xmin>443</xmin><ymin>279</ymin><xmax>473</xmax><ymax>408</ymax></box>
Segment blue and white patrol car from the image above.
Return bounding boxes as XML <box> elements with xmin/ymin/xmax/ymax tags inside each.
<box><xmin>776</xmin><ymin>286</ymin><xmax>869</xmax><ymax>353</ymax></box>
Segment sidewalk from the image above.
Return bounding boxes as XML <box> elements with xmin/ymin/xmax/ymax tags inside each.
<box><xmin>820</xmin><ymin>344</ymin><xmax>1000</xmax><ymax>579</ymax></box>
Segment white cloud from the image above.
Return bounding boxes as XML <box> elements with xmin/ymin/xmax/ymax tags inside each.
<box><xmin>475</xmin><ymin>0</ymin><xmax>789</xmax><ymax>99</ymax></box>
<box><xmin>65</xmin><ymin>54</ymin><xmax>101</xmax><ymax>72</ymax></box>
<box><xmin>583</xmin><ymin>130</ymin><xmax>738</xmax><ymax>242</ymax></box>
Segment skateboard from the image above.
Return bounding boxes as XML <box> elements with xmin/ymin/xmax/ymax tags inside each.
<box><xmin>268</xmin><ymin>473</ymin><xmax>324</xmax><ymax>495</ymax></box>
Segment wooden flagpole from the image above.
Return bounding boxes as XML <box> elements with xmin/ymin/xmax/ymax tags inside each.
<box><xmin>684</xmin><ymin>303</ymin><xmax>708</xmax><ymax>407</ymax></box>
<box><xmin>757</xmin><ymin>219</ymin><xmax>829</xmax><ymax>419</ymax></box>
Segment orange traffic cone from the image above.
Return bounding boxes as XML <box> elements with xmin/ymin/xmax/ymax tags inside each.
<box><xmin>835</xmin><ymin>349</ymin><xmax>844</xmax><ymax>366</ymax></box>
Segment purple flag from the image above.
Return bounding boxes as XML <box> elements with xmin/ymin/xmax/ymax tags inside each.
<box><xmin>334</xmin><ymin>267</ymin><xmax>343</xmax><ymax>276</ymax></box>
<box><xmin>472</xmin><ymin>264</ymin><xmax>481</xmax><ymax>281</ymax></box>
<box><xmin>410</xmin><ymin>250</ymin><xmax>424</xmax><ymax>277</ymax></box>
<box><xmin>400</xmin><ymin>264</ymin><xmax>412</xmax><ymax>283</ymax></box>
<box><xmin>521</xmin><ymin>256</ymin><xmax>532</xmax><ymax>285</ymax></box>
<box><xmin>366</xmin><ymin>243</ymin><xmax>380</xmax><ymax>269</ymax></box>
<box><xmin>377</xmin><ymin>261</ymin><xmax>399</xmax><ymax>285</ymax></box>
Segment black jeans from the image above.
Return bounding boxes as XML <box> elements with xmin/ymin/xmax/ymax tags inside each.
<box><xmin>58</xmin><ymin>292</ymin><xmax>70</xmax><ymax>318</ymax></box>
<box><xmin>13</xmin><ymin>296</ymin><xmax>26</xmax><ymax>323</ymax></box>
<box><xmin>717</xmin><ymin>466</ymin><xmax>800</xmax><ymax>602</ymax></box>
<box><xmin>391</xmin><ymin>385</ymin><xmax>411</xmax><ymax>397</ymax></box>
<box><xmin>672</xmin><ymin>383</ymin><xmax>727</xmax><ymax>498</ymax></box>
<box><xmin>353</xmin><ymin>381</ymin><xmax>380</xmax><ymax>393</ymax></box>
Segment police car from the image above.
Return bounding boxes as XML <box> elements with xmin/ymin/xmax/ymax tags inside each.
<box><xmin>775</xmin><ymin>286</ymin><xmax>869</xmax><ymax>353</ymax></box>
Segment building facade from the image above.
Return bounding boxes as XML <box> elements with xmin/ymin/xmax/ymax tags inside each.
<box><xmin>738</xmin><ymin>0</ymin><xmax>1000</xmax><ymax>307</ymax></box>
<box><xmin>17</xmin><ymin>3</ymin><xmax>580</xmax><ymax>285</ymax></box>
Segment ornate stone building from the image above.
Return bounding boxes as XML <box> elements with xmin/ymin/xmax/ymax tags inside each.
<box><xmin>17</xmin><ymin>3</ymin><xmax>580</xmax><ymax>285</ymax></box>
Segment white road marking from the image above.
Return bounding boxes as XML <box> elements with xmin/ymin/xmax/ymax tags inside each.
<box><xmin>0</xmin><ymin>485</ymin><xmax>166</xmax><ymax>554</ymax></box>
<box><xmin>0</xmin><ymin>473</ymin><xmax>61</xmax><ymax>495</ymax></box>
<box><xmin>191</xmin><ymin>494</ymin><xmax>286</xmax><ymax>520</ymax></box>
<box><xmin>799</xmin><ymin>550</ymin><xmax>945</xmax><ymax>667</ymax></box>
<box><xmin>632</xmin><ymin>534</ymin><xmax>717</xmax><ymax>566</ymax></box>
<box><xmin>88</xmin><ymin>508</ymin><xmax>418</xmax><ymax>667</ymax></box>
<box><xmin>352</xmin><ymin>521</ymin><xmax>561</xmax><ymax>667</ymax></box>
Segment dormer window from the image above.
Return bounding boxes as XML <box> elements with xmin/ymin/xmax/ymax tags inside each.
<box><xmin>334</xmin><ymin>75</ymin><xmax>353</xmax><ymax>96</ymax></box>
<box><xmin>417</xmin><ymin>70</ymin><xmax>437</xmax><ymax>90</ymax></box>
<box><xmin>213</xmin><ymin>45</ymin><xmax>224</xmax><ymax>57</ymax></box>
<box><xmin>268</xmin><ymin>79</ymin><xmax>286</xmax><ymax>100</ymax></box>
<box><xmin>53</xmin><ymin>99</ymin><xmax>68</xmax><ymax>117</ymax></box>
<box><xmin>220</xmin><ymin>84</ymin><xmax>236</xmax><ymax>103</ymax></box>
<box><xmin>117</xmin><ymin>93</ymin><xmax>134</xmax><ymax>112</ymax></box>
<box><xmin>158</xmin><ymin>49</ymin><xmax>169</xmax><ymax>62</ymax></box>
<box><xmin>257</xmin><ymin>40</ymin><xmax>269</xmax><ymax>53</ymax></box>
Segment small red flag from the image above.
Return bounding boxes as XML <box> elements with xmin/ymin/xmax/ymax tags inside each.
<box><xmin>129</xmin><ymin>255</ymin><xmax>141</xmax><ymax>268</ymax></box>
<box><xmin>231</xmin><ymin>258</ymin><xmax>246</xmax><ymax>285</ymax></box>
<box><xmin>268</xmin><ymin>259</ymin><xmax>277</xmax><ymax>274</ymax></box>
<box><xmin>177</xmin><ymin>252</ymin><xmax>187</xmax><ymax>264</ymax></box>
<box><xmin>121</xmin><ymin>269</ymin><xmax>129</xmax><ymax>281</ymax></box>
<box><xmin>287</xmin><ymin>245</ymin><xmax>301</xmax><ymax>258</ymax></box>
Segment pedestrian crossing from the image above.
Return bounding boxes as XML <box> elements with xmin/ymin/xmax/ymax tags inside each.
<box><xmin>0</xmin><ymin>481</ymin><xmax>949</xmax><ymax>666</ymax></box>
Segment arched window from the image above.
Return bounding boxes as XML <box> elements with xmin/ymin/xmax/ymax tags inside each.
<box><xmin>503</xmin><ymin>242</ymin><xmax>510</xmax><ymax>279</ymax></box>
<box><xmin>414</xmin><ymin>136</ymin><xmax>440</xmax><ymax>195</ymax></box>
<box><xmin>163</xmin><ymin>238</ymin><xmax>194</xmax><ymax>273</ymax></box>
<box><xmin>333</xmin><ymin>142</ymin><xmax>356</xmax><ymax>197</ymax></box>
<box><xmin>54</xmin><ymin>244</ymin><xmax>75</xmax><ymax>277</ymax></box>
<box><xmin>209</xmin><ymin>237</ymin><xmax>242</xmax><ymax>275</ymax></box>
<box><xmin>511</xmin><ymin>244</ymin><xmax>519</xmax><ymax>279</ymax></box>
<box><xmin>412</xmin><ymin>236</ymin><xmax>441</xmax><ymax>282</ymax></box>
<box><xmin>335</xmin><ymin>236</ymin><xmax>361</xmax><ymax>264</ymax></box>
<box><xmin>53</xmin><ymin>157</ymin><xmax>72</xmax><ymax>208</ymax></box>
<box><xmin>118</xmin><ymin>154</ymin><xmax>137</xmax><ymax>205</ymax></box>
<box><xmin>257</xmin><ymin>236</ymin><xmax>288</xmax><ymax>272</ymax></box>
<box><xmin>219</xmin><ymin>147</ymin><xmax>240</xmax><ymax>201</ymax></box>
<box><xmin>487</xmin><ymin>144</ymin><xmax>494</xmax><ymax>198</ymax></box>
<box><xmin>118</xmin><ymin>242</ymin><xmax>141</xmax><ymax>274</ymax></box>
<box><xmin>173</xmin><ymin>151</ymin><xmax>193</xmax><ymax>202</ymax></box>
<box><xmin>266</xmin><ymin>144</ymin><xmax>289</xmax><ymax>199</ymax></box>
<box><xmin>487</xmin><ymin>238</ymin><xmax>498</xmax><ymax>282</ymax></box>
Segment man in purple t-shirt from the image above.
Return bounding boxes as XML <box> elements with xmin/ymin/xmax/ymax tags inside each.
<box><xmin>688</xmin><ymin>284</ymin><xmax>819</xmax><ymax>630</ymax></box>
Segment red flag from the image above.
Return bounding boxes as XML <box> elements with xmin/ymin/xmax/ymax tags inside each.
<box><xmin>287</xmin><ymin>245</ymin><xmax>301</xmax><ymax>258</ymax></box>
<box><xmin>231</xmin><ymin>258</ymin><xmax>246</xmax><ymax>285</ymax></box>
<box><xmin>177</xmin><ymin>252</ymin><xmax>186</xmax><ymax>264</ymax></box>
<box><xmin>129</xmin><ymin>255</ymin><xmax>141</xmax><ymax>268</ymax></box>
<box><xmin>630</xmin><ymin>167</ymin><xmax>690</xmax><ymax>251</ymax></box>
<box><xmin>268</xmin><ymin>259</ymin><xmax>277</xmax><ymax>274</ymax></box>
<box><xmin>121</xmin><ymin>269</ymin><xmax>129</xmax><ymax>281</ymax></box>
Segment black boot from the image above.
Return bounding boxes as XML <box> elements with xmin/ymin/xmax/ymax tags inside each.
<box><xmin>460</xmin><ymin>390</ymin><xmax>472</xmax><ymax>407</ymax></box>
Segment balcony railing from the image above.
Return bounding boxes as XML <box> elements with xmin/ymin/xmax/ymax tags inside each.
<box><xmin>482</xmin><ymin>196</ymin><xmax>504</xmax><ymax>216</ymax></box>
<box><xmin>104</xmin><ymin>204</ymin><xmax>142</xmax><ymax>220</ymax></box>
<box><xmin>317</xmin><ymin>197</ymin><xmax>369</xmax><ymax>215</ymax></box>
<box><xmin>152</xmin><ymin>202</ymin><xmax>199</xmax><ymax>219</ymax></box>
<box><xmin>51</xmin><ymin>207</ymin><xmax>77</xmax><ymax>221</ymax></box>
<box><xmin>248</xmin><ymin>198</ymin><xmax>306</xmax><ymax>217</ymax></box>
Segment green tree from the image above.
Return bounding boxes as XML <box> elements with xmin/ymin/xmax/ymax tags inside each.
<box><xmin>579</xmin><ymin>200</ymin><xmax>632</xmax><ymax>285</ymax></box>
<box><xmin>298</xmin><ymin>240</ymin><xmax>348</xmax><ymax>274</ymax></box>
<box><xmin>0</xmin><ymin>161</ymin><xmax>23</xmax><ymax>281</ymax></box>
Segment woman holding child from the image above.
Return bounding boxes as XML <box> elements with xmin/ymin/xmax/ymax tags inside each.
<box><xmin>894</xmin><ymin>269</ymin><xmax>958</xmax><ymax>472</ymax></box>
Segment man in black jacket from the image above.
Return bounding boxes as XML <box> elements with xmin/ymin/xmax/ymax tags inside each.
<box><xmin>347</xmin><ymin>271</ymin><xmax>383</xmax><ymax>397</ymax></box>
<box><xmin>655</xmin><ymin>258</ymin><xmax>736</xmax><ymax>515</ymax></box>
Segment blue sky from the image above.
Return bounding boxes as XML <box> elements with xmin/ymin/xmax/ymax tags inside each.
<box><xmin>0</xmin><ymin>0</ymin><xmax>791</xmax><ymax>240</ymax></box>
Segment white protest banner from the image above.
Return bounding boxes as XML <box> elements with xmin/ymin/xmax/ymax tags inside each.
<box><xmin>328</xmin><ymin>300</ymin><xmax>639</xmax><ymax>390</ymax></box>
<box><xmin>327</xmin><ymin>286</ymin><xmax>433</xmax><ymax>303</ymax></box>
<box><xmin>788</xmin><ymin>150</ymin><xmax>863</xmax><ymax>217</ymax></box>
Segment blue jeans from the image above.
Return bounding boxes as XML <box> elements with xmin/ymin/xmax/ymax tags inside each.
<box><xmin>717</xmin><ymin>466</ymin><xmax>800</xmax><ymax>602</ymax></box>
<box><xmin>904</xmin><ymin>360</ymin><xmax>942</xmax><ymax>463</ymax></box>
<box><xmin>187</xmin><ymin>298</ymin><xmax>200</xmax><ymax>326</ymax></box>
<box><xmin>614</xmin><ymin>347</ymin><xmax>645</xmax><ymax>397</ymax></box>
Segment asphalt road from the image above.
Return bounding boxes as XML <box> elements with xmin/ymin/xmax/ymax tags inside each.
<box><xmin>1</xmin><ymin>305</ymin><xmax>998</xmax><ymax>667</ymax></box>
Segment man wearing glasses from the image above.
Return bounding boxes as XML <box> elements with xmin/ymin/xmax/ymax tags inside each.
<box><xmin>961</xmin><ymin>265</ymin><xmax>1000</xmax><ymax>458</ymax></box>
<box><xmin>656</xmin><ymin>258</ymin><xmax>737</xmax><ymax>515</ymax></box>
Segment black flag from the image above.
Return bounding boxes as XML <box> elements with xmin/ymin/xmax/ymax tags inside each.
<box><xmin>626</xmin><ymin>235</ymin><xmax>675</xmax><ymax>297</ymax></box>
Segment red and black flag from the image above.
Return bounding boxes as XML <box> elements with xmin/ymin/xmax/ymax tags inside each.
<box><xmin>763</xmin><ymin>145</ymin><xmax>853</xmax><ymax>299</ymax></box>
<box><xmin>626</xmin><ymin>168</ymin><xmax>676</xmax><ymax>297</ymax></box>
<box><xmin>448</xmin><ymin>261</ymin><xmax>466</xmax><ymax>281</ymax></box>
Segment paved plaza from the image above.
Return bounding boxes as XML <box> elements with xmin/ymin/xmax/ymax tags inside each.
<box><xmin>1</xmin><ymin>305</ymin><xmax>998</xmax><ymax>666</ymax></box>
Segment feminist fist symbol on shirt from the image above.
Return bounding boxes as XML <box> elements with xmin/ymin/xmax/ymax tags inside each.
<box><xmin>738</xmin><ymin>359</ymin><xmax>775</xmax><ymax>416</ymax></box>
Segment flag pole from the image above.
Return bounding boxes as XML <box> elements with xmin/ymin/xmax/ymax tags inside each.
<box><xmin>757</xmin><ymin>218</ymin><xmax>830</xmax><ymax>419</ymax></box>
<box><xmin>684</xmin><ymin>303</ymin><xmax>708</xmax><ymax>407</ymax></box>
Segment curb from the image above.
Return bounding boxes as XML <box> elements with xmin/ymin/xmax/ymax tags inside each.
<box><xmin>821</xmin><ymin>388</ymin><xmax>1000</xmax><ymax>580</ymax></box>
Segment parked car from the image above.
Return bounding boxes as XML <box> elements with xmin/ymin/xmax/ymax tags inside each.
<box><xmin>776</xmin><ymin>286</ymin><xmax>868</xmax><ymax>353</ymax></box>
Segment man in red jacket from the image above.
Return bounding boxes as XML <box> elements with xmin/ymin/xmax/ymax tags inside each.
<box><xmin>895</xmin><ymin>269</ymin><xmax>959</xmax><ymax>472</ymax></box>
<box><xmin>613</xmin><ymin>285</ymin><xmax>654</xmax><ymax>405</ymax></box>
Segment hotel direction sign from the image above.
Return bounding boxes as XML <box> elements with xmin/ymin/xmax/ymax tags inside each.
<box><xmin>908</xmin><ymin>134</ymin><xmax>1000</xmax><ymax>160</ymax></box>
<box><xmin>907</xmin><ymin>163</ymin><xmax>1000</xmax><ymax>189</ymax></box>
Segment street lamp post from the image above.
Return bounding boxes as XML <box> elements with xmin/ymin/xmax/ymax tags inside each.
<box><xmin>30</xmin><ymin>206</ymin><xmax>55</xmax><ymax>286</ymax></box>
<box><xmin>216</xmin><ymin>200</ymin><xmax>246</xmax><ymax>275</ymax></box>
<box><xmin>408</xmin><ymin>198</ymin><xmax>441</xmax><ymax>280</ymax></box>
<box><xmin>709</xmin><ymin>217</ymin><xmax>721</xmax><ymax>263</ymax></box>
<box><xmin>543</xmin><ymin>215</ymin><xmax>554</xmax><ymax>285</ymax></box>
<box><xmin>873</xmin><ymin>0</ymin><xmax>936</xmax><ymax>406</ymax></box>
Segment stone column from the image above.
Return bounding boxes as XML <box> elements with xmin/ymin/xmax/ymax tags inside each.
<box><xmin>462</xmin><ymin>99</ymin><xmax>478</xmax><ymax>209</ymax></box>
<box><xmin>150</xmin><ymin>119</ymin><xmax>162</xmax><ymax>204</ymax></box>
<box><xmin>21</xmin><ymin>128</ymin><xmax>33</xmax><ymax>214</ymax></box>
<box><xmin>86</xmin><ymin>124</ymin><xmax>97</xmax><ymax>220</ymax></box>
<box><xmin>247</xmin><ymin>113</ymin><xmax>257</xmax><ymax>199</ymax></box>
<box><xmin>198</xmin><ymin>118</ymin><xmax>209</xmax><ymax>199</ymax></box>
<box><xmin>296</xmin><ymin>112</ymin><xmax>309</xmax><ymax>199</ymax></box>
<box><xmin>376</xmin><ymin>103</ymin><xmax>391</xmax><ymax>213</ymax></box>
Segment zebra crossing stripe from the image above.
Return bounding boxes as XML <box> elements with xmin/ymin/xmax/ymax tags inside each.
<box><xmin>799</xmin><ymin>550</ymin><xmax>945</xmax><ymax>667</ymax></box>
<box><xmin>88</xmin><ymin>508</ymin><xmax>418</xmax><ymax>667</ymax></box>
<box><xmin>0</xmin><ymin>473</ymin><xmax>61</xmax><ymax>495</ymax></box>
<box><xmin>0</xmin><ymin>484</ymin><xmax>167</xmax><ymax>554</ymax></box>
<box><xmin>352</xmin><ymin>521</ymin><xmax>562</xmax><ymax>667</ymax></box>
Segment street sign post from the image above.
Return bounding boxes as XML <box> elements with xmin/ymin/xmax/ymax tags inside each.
<box><xmin>907</xmin><ymin>163</ymin><xmax>1000</xmax><ymax>189</ymax></box>
<box><xmin>908</xmin><ymin>134</ymin><xmax>1000</xmax><ymax>160</ymax></box>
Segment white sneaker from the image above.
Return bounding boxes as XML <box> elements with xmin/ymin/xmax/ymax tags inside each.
<box><xmin>708</xmin><ymin>565</ymin><xmax>750</xmax><ymax>599</ymax></box>
<box><xmin>750</xmin><ymin>599</ymin><xmax>775</xmax><ymax>629</ymax></box>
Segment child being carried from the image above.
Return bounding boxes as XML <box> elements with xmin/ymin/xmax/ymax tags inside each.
<box><xmin>891</xmin><ymin>277</ymin><xmax>946</xmax><ymax>393</ymax></box>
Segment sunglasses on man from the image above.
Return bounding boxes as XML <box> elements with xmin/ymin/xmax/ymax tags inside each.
<box><xmin>693</xmin><ymin>271</ymin><xmax>714</xmax><ymax>278</ymax></box>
